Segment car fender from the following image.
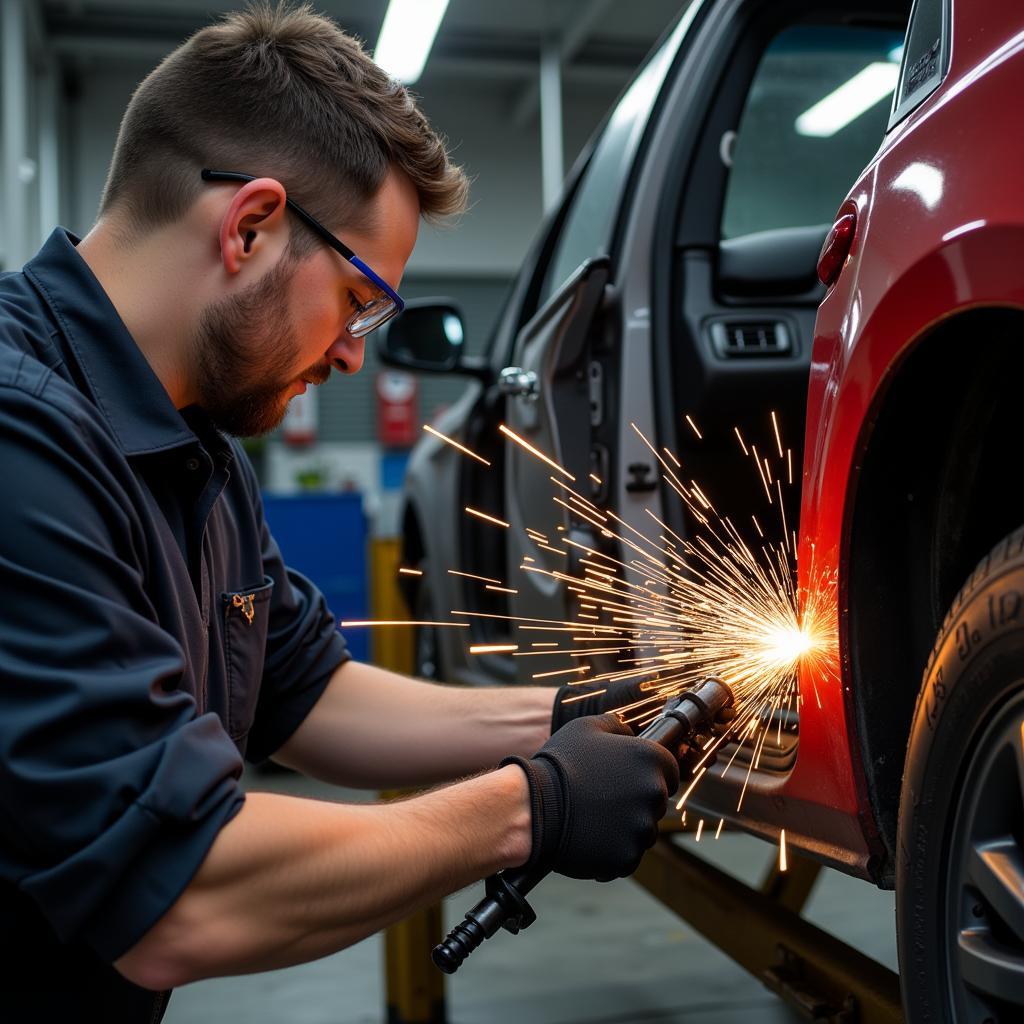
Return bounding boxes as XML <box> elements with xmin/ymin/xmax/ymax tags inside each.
<box><xmin>798</xmin><ymin>200</ymin><xmax>1024</xmax><ymax>871</ymax></box>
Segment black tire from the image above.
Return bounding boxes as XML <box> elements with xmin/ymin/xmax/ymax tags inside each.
<box><xmin>898</xmin><ymin>525</ymin><xmax>1024</xmax><ymax>1022</ymax></box>
<box><xmin>413</xmin><ymin>560</ymin><xmax>444</xmax><ymax>681</ymax></box>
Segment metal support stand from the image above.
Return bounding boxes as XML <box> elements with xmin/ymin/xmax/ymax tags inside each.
<box><xmin>384</xmin><ymin>900</ymin><xmax>447</xmax><ymax>1024</ymax></box>
<box><xmin>375</xmin><ymin>535</ymin><xmax>447</xmax><ymax>1023</ymax></box>
<box><xmin>632</xmin><ymin>838</ymin><xmax>904</xmax><ymax>1024</ymax></box>
<box><xmin>379</xmin><ymin>787</ymin><xmax>449</xmax><ymax>1024</ymax></box>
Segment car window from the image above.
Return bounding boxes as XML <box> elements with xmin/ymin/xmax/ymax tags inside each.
<box><xmin>721</xmin><ymin>25</ymin><xmax>906</xmax><ymax>240</ymax></box>
<box><xmin>536</xmin><ymin>5</ymin><xmax>702</xmax><ymax>309</ymax></box>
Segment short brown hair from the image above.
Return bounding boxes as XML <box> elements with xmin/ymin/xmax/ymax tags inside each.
<box><xmin>100</xmin><ymin>2</ymin><xmax>467</xmax><ymax>241</ymax></box>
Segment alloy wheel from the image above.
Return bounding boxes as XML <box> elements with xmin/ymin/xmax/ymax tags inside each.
<box><xmin>946</xmin><ymin>688</ymin><xmax>1024</xmax><ymax>1022</ymax></box>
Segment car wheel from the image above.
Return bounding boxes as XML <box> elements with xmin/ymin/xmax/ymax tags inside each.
<box><xmin>898</xmin><ymin>525</ymin><xmax>1024</xmax><ymax>1022</ymax></box>
<box><xmin>414</xmin><ymin>560</ymin><xmax>443</xmax><ymax>681</ymax></box>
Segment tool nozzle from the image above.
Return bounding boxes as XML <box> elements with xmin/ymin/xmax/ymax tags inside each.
<box><xmin>639</xmin><ymin>676</ymin><xmax>734</xmax><ymax>748</ymax></box>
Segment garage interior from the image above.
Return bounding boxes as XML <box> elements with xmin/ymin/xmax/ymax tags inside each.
<box><xmin>1</xmin><ymin>1</ymin><xmax>922</xmax><ymax>1022</ymax></box>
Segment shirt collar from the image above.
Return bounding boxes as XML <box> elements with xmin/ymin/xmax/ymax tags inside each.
<box><xmin>24</xmin><ymin>228</ymin><xmax>209</xmax><ymax>458</ymax></box>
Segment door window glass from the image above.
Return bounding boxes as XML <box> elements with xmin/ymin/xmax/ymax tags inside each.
<box><xmin>537</xmin><ymin>5</ymin><xmax>701</xmax><ymax>307</ymax></box>
<box><xmin>721</xmin><ymin>25</ymin><xmax>906</xmax><ymax>240</ymax></box>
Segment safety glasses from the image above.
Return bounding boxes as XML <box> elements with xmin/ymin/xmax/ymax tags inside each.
<box><xmin>201</xmin><ymin>169</ymin><xmax>405</xmax><ymax>337</ymax></box>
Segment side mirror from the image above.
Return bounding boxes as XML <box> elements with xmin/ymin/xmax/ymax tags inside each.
<box><xmin>378</xmin><ymin>298</ymin><xmax>468</xmax><ymax>373</ymax></box>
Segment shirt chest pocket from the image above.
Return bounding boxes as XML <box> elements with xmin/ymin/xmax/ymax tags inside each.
<box><xmin>221</xmin><ymin>575</ymin><xmax>274</xmax><ymax>741</ymax></box>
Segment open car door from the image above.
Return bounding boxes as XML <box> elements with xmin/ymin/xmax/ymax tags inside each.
<box><xmin>500</xmin><ymin>257</ymin><xmax>611</xmax><ymax>684</ymax></box>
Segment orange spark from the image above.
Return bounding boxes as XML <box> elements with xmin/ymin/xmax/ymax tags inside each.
<box><xmin>770</xmin><ymin>410</ymin><xmax>784</xmax><ymax>459</ymax></box>
<box><xmin>422</xmin><ymin>424</ymin><xmax>491</xmax><ymax>465</ymax></box>
<box><xmin>499</xmin><ymin>423</ymin><xmax>575</xmax><ymax>480</ymax></box>
<box><xmin>675</xmin><ymin>767</ymin><xmax>707</xmax><ymax>809</ymax></box>
<box><xmin>342</xmin><ymin>620</ymin><xmax>468</xmax><ymax>628</ymax></box>
<box><xmin>560</xmin><ymin>688</ymin><xmax>607</xmax><ymax>704</ymax></box>
<box><xmin>448</xmin><ymin>569</ymin><xmax>503</xmax><ymax>585</ymax></box>
<box><xmin>465</xmin><ymin>506</ymin><xmax>510</xmax><ymax>528</ymax></box>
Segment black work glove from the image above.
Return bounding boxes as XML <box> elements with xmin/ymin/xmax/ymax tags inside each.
<box><xmin>501</xmin><ymin>714</ymin><xmax>680</xmax><ymax>882</ymax></box>
<box><xmin>550</xmin><ymin>679</ymin><xmax>653</xmax><ymax>734</ymax></box>
<box><xmin>553</xmin><ymin>680</ymin><xmax>738</xmax><ymax>751</ymax></box>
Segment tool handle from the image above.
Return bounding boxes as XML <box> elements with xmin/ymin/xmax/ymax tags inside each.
<box><xmin>431</xmin><ymin>868</ymin><xmax>544</xmax><ymax>974</ymax></box>
<box><xmin>432</xmin><ymin>677</ymin><xmax>733</xmax><ymax>974</ymax></box>
<box><xmin>636</xmin><ymin>711</ymin><xmax>690</xmax><ymax>750</ymax></box>
<box><xmin>430</xmin><ymin>714</ymin><xmax>687</xmax><ymax>975</ymax></box>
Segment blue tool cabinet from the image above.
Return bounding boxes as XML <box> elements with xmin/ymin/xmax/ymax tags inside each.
<box><xmin>261</xmin><ymin>493</ymin><xmax>369</xmax><ymax>662</ymax></box>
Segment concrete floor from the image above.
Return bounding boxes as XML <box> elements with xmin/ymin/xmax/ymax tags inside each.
<box><xmin>164</xmin><ymin>768</ymin><xmax>898</xmax><ymax>1024</ymax></box>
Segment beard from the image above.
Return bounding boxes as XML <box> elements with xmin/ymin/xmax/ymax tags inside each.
<box><xmin>193</xmin><ymin>257</ymin><xmax>329</xmax><ymax>437</ymax></box>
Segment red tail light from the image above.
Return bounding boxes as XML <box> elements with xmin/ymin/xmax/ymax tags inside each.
<box><xmin>817</xmin><ymin>204</ymin><xmax>857</xmax><ymax>286</ymax></box>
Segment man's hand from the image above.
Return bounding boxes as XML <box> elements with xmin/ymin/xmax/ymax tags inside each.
<box><xmin>551</xmin><ymin>679</ymin><xmax>739</xmax><ymax>773</ymax></box>
<box><xmin>501</xmin><ymin>714</ymin><xmax>679</xmax><ymax>882</ymax></box>
<box><xmin>550</xmin><ymin>679</ymin><xmax>653</xmax><ymax>733</ymax></box>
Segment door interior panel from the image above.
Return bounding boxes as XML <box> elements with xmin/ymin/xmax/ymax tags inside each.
<box><xmin>651</xmin><ymin>0</ymin><xmax>912</xmax><ymax>770</ymax></box>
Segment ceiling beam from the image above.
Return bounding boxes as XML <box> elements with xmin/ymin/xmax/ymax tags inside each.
<box><xmin>49</xmin><ymin>33</ymin><xmax>634</xmax><ymax>89</ymax></box>
<box><xmin>511</xmin><ymin>0</ymin><xmax>615</xmax><ymax>126</ymax></box>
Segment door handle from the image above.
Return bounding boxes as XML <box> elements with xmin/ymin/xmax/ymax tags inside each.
<box><xmin>498</xmin><ymin>366</ymin><xmax>539</xmax><ymax>401</ymax></box>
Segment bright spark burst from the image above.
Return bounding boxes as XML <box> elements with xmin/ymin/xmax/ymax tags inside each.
<box><xmin>347</xmin><ymin>410</ymin><xmax>839</xmax><ymax>843</ymax></box>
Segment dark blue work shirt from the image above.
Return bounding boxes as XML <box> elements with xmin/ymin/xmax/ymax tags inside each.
<box><xmin>0</xmin><ymin>230</ymin><xmax>350</xmax><ymax>1020</ymax></box>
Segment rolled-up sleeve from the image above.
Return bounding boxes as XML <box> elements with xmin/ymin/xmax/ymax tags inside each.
<box><xmin>0</xmin><ymin>383</ymin><xmax>245</xmax><ymax>962</ymax></box>
<box><xmin>242</xmin><ymin>458</ymin><xmax>351</xmax><ymax>763</ymax></box>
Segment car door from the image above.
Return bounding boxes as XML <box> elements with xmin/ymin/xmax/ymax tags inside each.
<box><xmin>630</xmin><ymin>0</ymin><xmax>910</xmax><ymax>833</ymax></box>
<box><xmin>501</xmin><ymin>258</ymin><xmax>609</xmax><ymax>682</ymax></box>
<box><xmin>495</xmin><ymin>9</ymin><xmax>706</xmax><ymax>684</ymax></box>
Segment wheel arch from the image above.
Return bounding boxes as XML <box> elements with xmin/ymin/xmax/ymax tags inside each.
<box><xmin>845</xmin><ymin>304</ymin><xmax>1024</xmax><ymax>882</ymax></box>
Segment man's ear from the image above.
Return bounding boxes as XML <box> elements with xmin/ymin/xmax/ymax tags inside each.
<box><xmin>217</xmin><ymin>177</ymin><xmax>289</xmax><ymax>274</ymax></box>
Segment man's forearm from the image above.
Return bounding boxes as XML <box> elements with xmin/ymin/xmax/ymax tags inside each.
<box><xmin>115</xmin><ymin>766</ymin><xmax>531</xmax><ymax>990</ymax></box>
<box><xmin>274</xmin><ymin>660</ymin><xmax>556</xmax><ymax>788</ymax></box>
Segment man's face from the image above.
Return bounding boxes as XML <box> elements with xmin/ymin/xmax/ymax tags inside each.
<box><xmin>194</xmin><ymin>168</ymin><xmax>420</xmax><ymax>437</ymax></box>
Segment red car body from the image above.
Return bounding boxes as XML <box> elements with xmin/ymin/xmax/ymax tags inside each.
<box><xmin>747</xmin><ymin>0</ymin><xmax>1024</xmax><ymax>880</ymax></box>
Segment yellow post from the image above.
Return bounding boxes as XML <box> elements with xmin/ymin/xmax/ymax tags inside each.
<box><xmin>372</xmin><ymin>536</ymin><xmax>446</xmax><ymax>1023</ymax></box>
<box><xmin>370</xmin><ymin>537</ymin><xmax>414</xmax><ymax>675</ymax></box>
<box><xmin>383</xmin><ymin>888</ymin><xmax>447</xmax><ymax>1024</ymax></box>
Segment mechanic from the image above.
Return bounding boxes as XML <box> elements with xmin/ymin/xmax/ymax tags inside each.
<box><xmin>0</xmin><ymin>5</ymin><xmax>679</xmax><ymax>1019</ymax></box>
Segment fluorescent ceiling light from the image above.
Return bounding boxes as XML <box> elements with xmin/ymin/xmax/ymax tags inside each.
<box><xmin>795</xmin><ymin>62</ymin><xmax>900</xmax><ymax>138</ymax></box>
<box><xmin>374</xmin><ymin>0</ymin><xmax>451</xmax><ymax>85</ymax></box>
